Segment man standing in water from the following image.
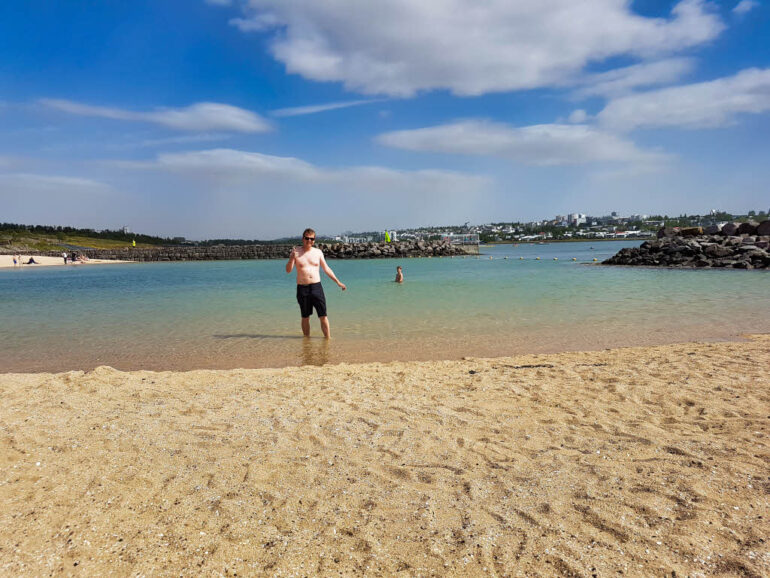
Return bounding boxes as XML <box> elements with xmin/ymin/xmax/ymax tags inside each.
<box><xmin>286</xmin><ymin>228</ymin><xmax>346</xmax><ymax>338</ymax></box>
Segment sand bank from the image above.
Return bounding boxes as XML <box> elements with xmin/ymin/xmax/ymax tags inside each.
<box><xmin>1</xmin><ymin>336</ymin><xmax>768</xmax><ymax>576</ymax></box>
<box><xmin>0</xmin><ymin>254</ymin><xmax>129</xmax><ymax>268</ymax></box>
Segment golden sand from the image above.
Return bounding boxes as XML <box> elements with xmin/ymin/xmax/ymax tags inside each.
<box><xmin>0</xmin><ymin>255</ymin><xmax>129</xmax><ymax>268</ymax></box>
<box><xmin>1</xmin><ymin>336</ymin><xmax>768</xmax><ymax>576</ymax></box>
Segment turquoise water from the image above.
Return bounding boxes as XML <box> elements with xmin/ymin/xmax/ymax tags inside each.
<box><xmin>1</xmin><ymin>241</ymin><xmax>768</xmax><ymax>372</ymax></box>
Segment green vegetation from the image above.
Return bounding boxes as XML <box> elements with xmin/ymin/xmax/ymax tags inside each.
<box><xmin>0</xmin><ymin>223</ymin><xmax>177</xmax><ymax>251</ymax></box>
<box><xmin>658</xmin><ymin>210</ymin><xmax>768</xmax><ymax>228</ymax></box>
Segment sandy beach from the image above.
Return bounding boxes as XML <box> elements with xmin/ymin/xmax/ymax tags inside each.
<box><xmin>1</xmin><ymin>336</ymin><xmax>768</xmax><ymax>576</ymax></box>
<box><xmin>0</xmin><ymin>255</ymin><xmax>129</xmax><ymax>268</ymax></box>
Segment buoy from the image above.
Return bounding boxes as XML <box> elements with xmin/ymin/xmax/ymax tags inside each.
<box><xmin>593</xmin><ymin>258</ymin><xmax>597</xmax><ymax>262</ymax></box>
<box><xmin>553</xmin><ymin>257</ymin><xmax>558</xmax><ymax>261</ymax></box>
<box><xmin>519</xmin><ymin>257</ymin><xmax>524</xmax><ymax>260</ymax></box>
<box><xmin>572</xmin><ymin>257</ymin><xmax>577</xmax><ymax>261</ymax></box>
<box><xmin>536</xmin><ymin>257</ymin><xmax>540</xmax><ymax>260</ymax></box>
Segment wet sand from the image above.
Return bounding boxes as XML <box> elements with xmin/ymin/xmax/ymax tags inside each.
<box><xmin>1</xmin><ymin>335</ymin><xmax>768</xmax><ymax>576</ymax></box>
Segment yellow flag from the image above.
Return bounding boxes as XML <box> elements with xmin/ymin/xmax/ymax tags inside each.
<box><xmin>385</xmin><ymin>231</ymin><xmax>391</xmax><ymax>243</ymax></box>
<box><xmin>132</xmin><ymin>239</ymin><xmax>136</xmax><ymax>247</ymax></box>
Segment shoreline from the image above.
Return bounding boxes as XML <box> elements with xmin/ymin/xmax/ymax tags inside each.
<box><xmin>1</xmin><ymin>335</ymin><xmax>767</xmax><ymax>575</ymax></box>
<box><xmin>0</xmin><ymin>254</ymin><xmax>130</xmax><ymax>268</ymax></box>
<box><xmin>2</xmin><ymin>328</ymin><xmax>767</xmax><ymax>374</ymax></box>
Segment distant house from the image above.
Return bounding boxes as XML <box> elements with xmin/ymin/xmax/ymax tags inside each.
<box><xmin>442</xmin><ymin>233</ymin><xmax>480</xmax><ymax>245</ymax></box>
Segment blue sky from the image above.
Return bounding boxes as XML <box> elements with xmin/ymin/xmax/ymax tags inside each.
<box><xmin>1</xmin><ymin>0</ymin><xmax>768</xmax><ymax>239</ymax></box>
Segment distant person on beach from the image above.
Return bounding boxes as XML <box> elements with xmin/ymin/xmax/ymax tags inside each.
<box><xmin>25</xmin><ymin>257</ymin><xmax>38</xmax><ymax>265</ymax></box>
<box><xmin>12</xmin><ymin>255</ymin><xmax>18</xmax><ymax>267</ymax></box>
<box><xmin>286</xmin><ymin>228</ymin><xmax>346</xmax><ymax>338</ymax></box>
<box><xmin>62</xmin><ymin>252</ymin><xmax>67</xmax><ymax>264</ymax></box>
<box><xmin>395</xmin><ymin>266</ymin><xmax>404</xmax><ymax>283</ymax></box>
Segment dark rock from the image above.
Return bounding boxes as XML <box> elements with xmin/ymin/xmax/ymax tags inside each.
<box><xmin>704</xmin><ymin>244</ymin><xmax>732</xmax><ymax>257</ymax></box>
<box><xmin>603</xmin><ymin>233</ymin><xmax>768</xmax><ymax>270</ymax></box>
<box><xmin>737</xmin><ymin>221</ymin><xmax>759</xmax><ymax>235</ymax></box>
<box><xmin>679</xmin><ymin>227</ymin><xmax>703</xmax><ymax>237</ymax></box>
<box><xmin>704</xmin><ymin>224</ymin><xmax>721</xmax><ymax>235</ymax></box>
<box><xmin>721</xmin><ymin>222</ymin><xmax>739</xmax><ymax>236</ymax></box>
<box><xmin>32</xmin><ymin>240</ymin><xmax>478</xmax><ymax>262</ymax></box>
<box><xmin>757</xmin><ymin>220</ymin><xmax>770</xmax><ymax>236</ymax></box>
<box><xmin>657</xmin><ymin>227</ymin><xmax>679</xmax><ymax>239</ymax></box>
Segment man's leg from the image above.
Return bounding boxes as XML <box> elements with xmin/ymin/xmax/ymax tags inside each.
<box><xmin>319</xmin><ymin>316</ymin><xmax>331</xmax><ymax>339</ymax></box>
<box><xmin>301</xmin><ymin>317</ymin><xmax>311</xmax><ymax>337</ymax></box>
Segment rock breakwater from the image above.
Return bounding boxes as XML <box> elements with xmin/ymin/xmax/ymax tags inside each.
<box><xmin>34</xmin><ymin>240</ymin><xmax>478</xmax><ymax>262</ymax></box>
<box><xmin>603</xmin><ymin>221</ymin><xmax>770</xmax><ymax>269</ymax></box>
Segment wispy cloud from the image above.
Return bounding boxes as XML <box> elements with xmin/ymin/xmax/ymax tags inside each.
<box><xmin>271</xmin><ymin>99</ymin><xmax>387</xmax><ymax>117</ymax></box>
<box><xmin>228</xmin><ymin>0</ymin><xmax>724</xmax><ymax>96</ymax></box>
<box><xmin>598</xmin><ymin>67</ymin><xmax>770</xmax><ymax>130</ymax></box>
<box><xmin>0</xmin><ymin>172</ymin><xmax>113</xmax><ymax>194</ymax></box>
<box><xmin>116</xmin><ymin>148</ymin><xmax>493</xmax><ymax>234</ymax></box>
<box><xmin>39</xmin><ymin>99</ymin><xmax>272</xmax><ymax>133</ymax></box>
<box><xmin>574</xmin><ymin>58</ymin><xmax>695</xmax><ymax>99</ymax></box>
<box><xmin>733</xmin><ymin>0</ymin><xmax>758</xmax><ymax>15</ymax></box>
<box><xmin>377</xmin><ymin>120</ymin><xmax>668</xmax><ymax>166</ymax></box>
<box><xmin>146</xmin><ymin>148</ymin><xmax>490</xmax><ymax>192</ymax></box>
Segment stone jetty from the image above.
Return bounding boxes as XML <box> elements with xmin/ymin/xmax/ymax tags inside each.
<box><xmin>603</xmin><ymin>220</ymin><xmax>770</xmax><ymax>269</ymax></box>
<box><xmin>33</xmin><ymin>239</ymin><xmax>478</xmax><ymax>262</ymax></box>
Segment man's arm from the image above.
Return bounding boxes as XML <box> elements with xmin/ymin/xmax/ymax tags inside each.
<box><xmin>285</xmin><ymin>247</ymin><xmax>297</xmax><ymax>273</ymax></box>
<box><xmin>320</xmin><ymin>252</ymin><xmax>346</xmax><ymax>290</ymax></box>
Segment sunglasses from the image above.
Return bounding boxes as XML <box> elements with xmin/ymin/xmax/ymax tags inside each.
<box><xmin>303</xmin><ymin>236</ymin><xmax>315</xmax><ymax>241</ymax></box>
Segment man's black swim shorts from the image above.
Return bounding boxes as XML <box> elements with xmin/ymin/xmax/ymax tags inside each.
<box><xmin>296</xmin><ymin>282</ymin><xmax>327</xmax><ymax>318</ymax></box>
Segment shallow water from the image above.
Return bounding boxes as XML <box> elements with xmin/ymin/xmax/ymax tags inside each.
<box><xmin>1</xmin><ymin>241</ymin><xmax>768</xmax><ymax>372</ymax></box>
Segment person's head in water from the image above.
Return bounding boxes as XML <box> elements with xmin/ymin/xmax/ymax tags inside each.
<box><xmin>302</xmin><ymin>228</ymin><xmax>316</xmax><ymax>248</ymax></box>
<box><xmin>395</xmin><ymin>265</ymin><xmax>404</xmax><ymax>283</ymax></box>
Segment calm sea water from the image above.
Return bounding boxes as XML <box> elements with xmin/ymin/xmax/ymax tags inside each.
<box><xmin>1</xmin><ymin>241</ymin><xmax>768</xmax><ymax>372</ymax></box>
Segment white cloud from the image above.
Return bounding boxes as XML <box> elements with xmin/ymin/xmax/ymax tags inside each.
<box><xmin>0</xmin><ymin>173</ymin><xmax>113</xmax><ymax>194</ymax></box>
<box><xmin>568</xmin><ymin>109</ymin><xmax>589</xmax><ymax>123</ymax></box>
<box><xmin>271</xmin><ymin>99</ymin><xmax>386</xmax><ymax>117</ymax></box>
<box><xmin>39</xmin><ymin>99</ymin><xmax>272</xmax><ymax>133</ymax></box>
<box><xmin>117</xmin><ymin>148</ymin><xmax>492</xmax><ymax>234</ymax></box>
<box><xmin>598</xmin><ymin>67</ymin><xmax>770</xmax><ymax>130</ymax></box>
<box><xmin>229</xmin><ymin>0</ymin><xmax>723</xmax><ymax>96</ymax></box>
<box><xmin>149</xmin><ymin>148</ymin><xmax>489</xmax><ymax>192</ymax></box>
<box><xmin>733</xmin><ymin>0</ymin><xmax>758</xmax><ymax>15</ymax></box>
<box><xmin>574</xmin><ymin>58</ymin><xmax>695</xmax><ymax>98</ymax></box>
<box><xmin>377</xmin><ymin>120</ymin><xmax>667</xmax><ymax>166</ymax></box>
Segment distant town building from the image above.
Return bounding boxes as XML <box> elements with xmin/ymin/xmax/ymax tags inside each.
<box><xmin>442</xmin><ymin>233</ymin><xmax>480</xmax><ymax>245</ymax></box>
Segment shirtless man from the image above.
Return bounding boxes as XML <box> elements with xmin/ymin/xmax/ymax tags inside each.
<box><xmin>286</xmin><ymin>228</ymin><xmax>346</xmax><ymax>338</ymax></box>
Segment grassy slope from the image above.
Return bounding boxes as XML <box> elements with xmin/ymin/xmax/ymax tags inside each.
<box><xmin>0</xmin><ymin>232</ymin><xmax>156</xmax><ymax>251</ymax></box>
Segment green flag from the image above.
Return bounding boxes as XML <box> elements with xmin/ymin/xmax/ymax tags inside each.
<box><xmin>385</xmin><ymin>231</ymin><xmax>391</xmax><ymax>243</ymax></box>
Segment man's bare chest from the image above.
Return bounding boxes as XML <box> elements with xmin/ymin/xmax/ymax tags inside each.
<box><xmin>296</xmin><ymin>250</ymin><xmax>320</xmax><ymax>268</ymax></box>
